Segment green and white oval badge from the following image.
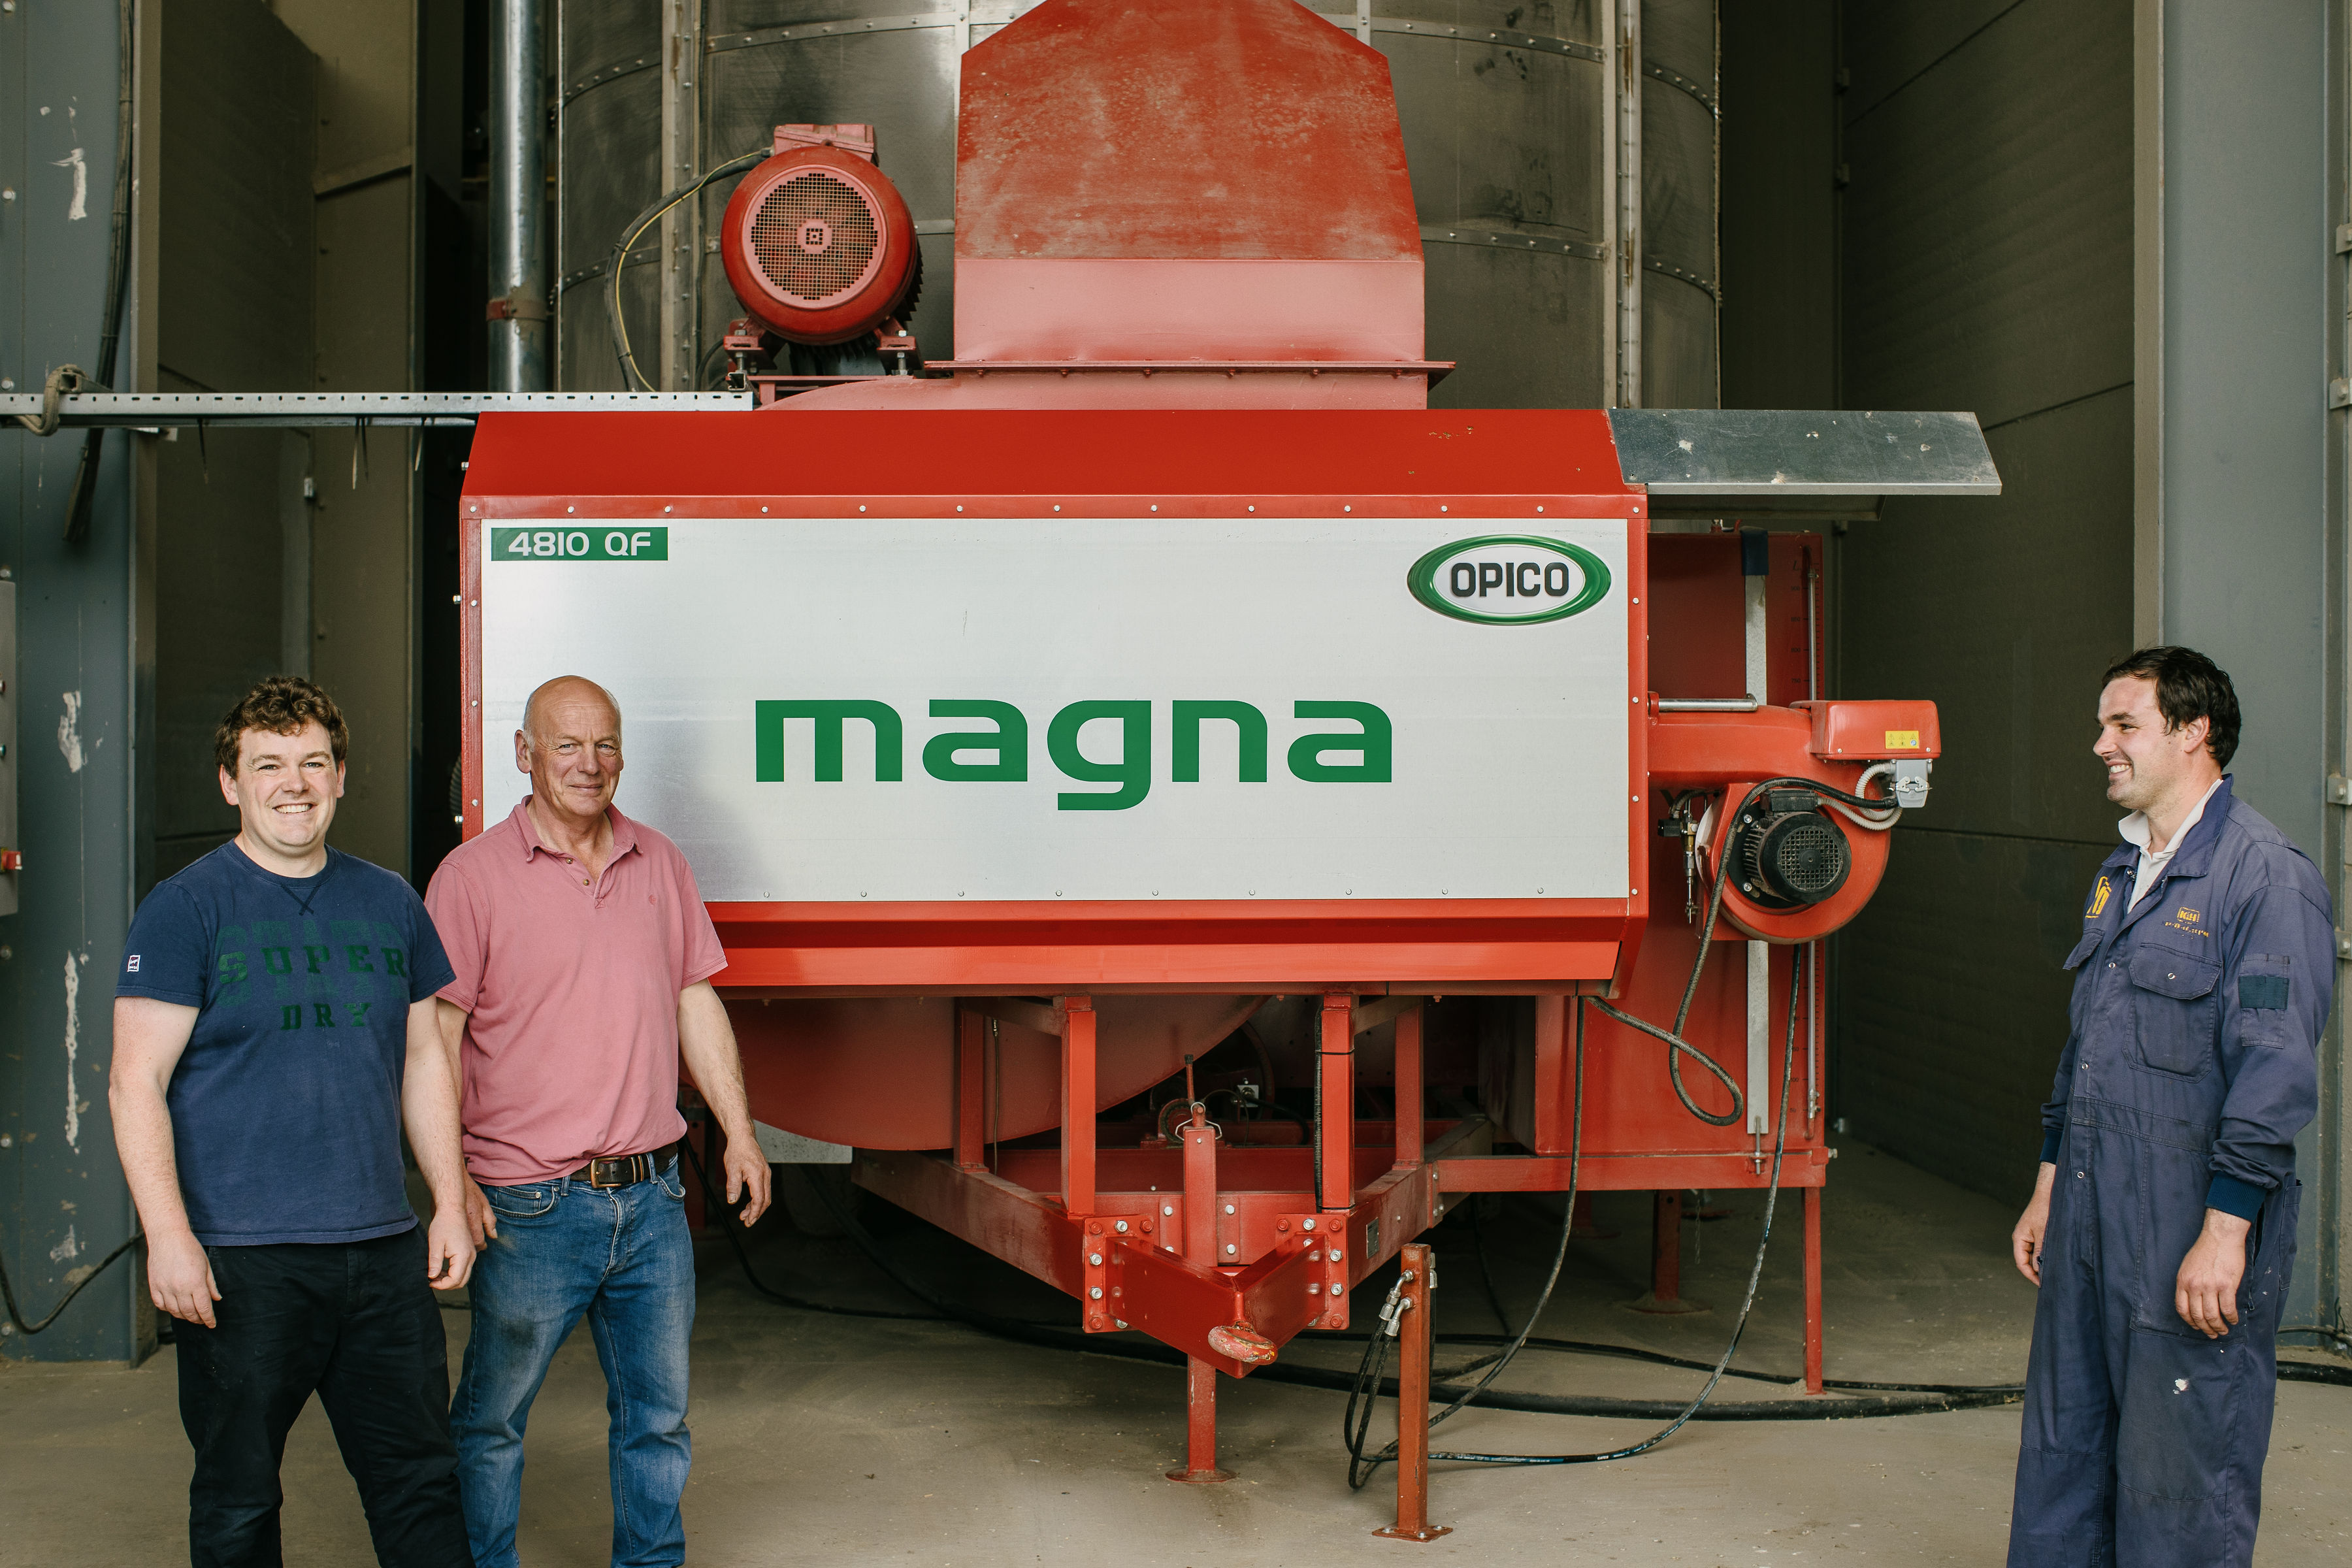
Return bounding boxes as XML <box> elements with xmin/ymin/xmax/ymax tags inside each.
<box><xmin>1407</xmin><ymin>534</ymin><xmax>1612</xmax><ymax>625</ymax></box>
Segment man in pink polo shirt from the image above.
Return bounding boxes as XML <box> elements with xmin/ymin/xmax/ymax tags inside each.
<box><xmin>425</xmin><ymin>675</ymin><xmax>770</xmax><ymax>1568</ymax></box>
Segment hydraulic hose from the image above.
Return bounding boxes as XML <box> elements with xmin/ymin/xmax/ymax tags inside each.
<box><xmin>1609</xmin><ymin>772</ymin><xmax>1903</xmax><ymax>1131</ymax></box>
<box><xmin>1413</xmin><ymin>941</ymin><xmax>1809</xmax><ymax>1469</ymax></box>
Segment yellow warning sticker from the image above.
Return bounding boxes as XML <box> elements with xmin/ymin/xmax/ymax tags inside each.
<box><xmin>1884</xmin><ymin>729</ymin><xmax>1920</xmax><ymax>750</ymax></box>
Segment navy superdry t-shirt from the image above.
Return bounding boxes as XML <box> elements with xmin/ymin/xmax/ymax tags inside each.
<box><xmin>116</xmin><ymin>843</ymin><xmax>457</xmax><ymax>1245</ymax></box>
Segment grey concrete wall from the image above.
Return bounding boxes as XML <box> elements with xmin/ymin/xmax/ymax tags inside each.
<box><xmin>1829</xmin><ymin>0</ymin><xmax>2135</xmax><ymax>1205</ymax></box>
<box><xmin>2144</xmin><ymin>0</ymin><xmax>2343</xmax><ymax>1337</ymax></box>
<box><xmin>0</xmin><ymin>0</ymin><xmax>148</xmax><ymax>1363</ymax></box>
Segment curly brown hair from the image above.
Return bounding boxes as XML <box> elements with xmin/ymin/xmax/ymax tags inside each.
<box><xmin>214</xmin><ymin>676</ymin><xmax>351</xmax><ymax>775</ymax></box>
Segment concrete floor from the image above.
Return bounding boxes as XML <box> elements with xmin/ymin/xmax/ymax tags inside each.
<box><xmin>7</xmin><ymin>1140</ymin><xmax>2350</xmax><ymax>1566</ymax></box>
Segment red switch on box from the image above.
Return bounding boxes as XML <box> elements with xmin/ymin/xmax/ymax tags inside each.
<box><xmin>0</xmin><ymin>850</ymin><xmax>21</xmax><ymax>872</ymax></box>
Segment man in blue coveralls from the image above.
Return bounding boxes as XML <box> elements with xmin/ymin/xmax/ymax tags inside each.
<box><xmin>2007</xmin><ymin>646</ymin><xmax>2333</xmax><ymax>1567</ymax></box>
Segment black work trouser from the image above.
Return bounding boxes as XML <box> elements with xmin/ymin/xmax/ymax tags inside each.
<box><xmin>174</xmin><ymin>1226</ymin><xmax>474</xmax><ymax>1568</ymax></box>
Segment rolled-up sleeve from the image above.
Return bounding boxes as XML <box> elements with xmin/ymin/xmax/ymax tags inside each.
<box><xmin>2206</xmin><ymin>881</ymin><xmax>2334</xmax><ymax>1217</ymax></box>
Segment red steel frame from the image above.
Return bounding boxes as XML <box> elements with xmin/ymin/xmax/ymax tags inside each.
<box><xmin>456</xmin><ymin>410</ymin><xmax>1909</xmax><ymax>1476</ymax></box>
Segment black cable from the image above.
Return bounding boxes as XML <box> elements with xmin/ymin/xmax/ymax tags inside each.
<box><xmin>1601</xmin><ymin>773</ymin><xmax>1902</xmax><ymax>1131</ymax></box>
<box><xmin>0</xmin><ymin>1231</ymin><xmax>142</xmax><ymax>1337</ymax></box>
<box><xmin>607</xmin><ymin>150</ymin><xmax>771</xmax><ymax>391</ymax></box>
<box><xmin>679</xmin><ymin>1139</ymin><xmax>945</xmax><ymax>1322</ymax></box>
<box><xmin>1352</xmin><ymin>945</ymin><xmax>1804</xmax><ymax>1473</ymax></box>
<box><xmin>1466</xmin><ymin>1201</ymin><xmax>1513</xmax><ymax>1333</ymax></box>
<box><xmin>1345</xmin><ymin>996</ymin><xmax>1587</xmax><ymax>1487</ymax></box>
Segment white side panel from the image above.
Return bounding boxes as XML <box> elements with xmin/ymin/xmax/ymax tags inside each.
<box><xmin>479</xmin><ymin>515</ymin><xmax>1630</xmax><ymax>903</ymax></box>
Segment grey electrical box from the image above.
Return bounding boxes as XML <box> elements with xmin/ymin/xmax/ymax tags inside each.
<box><xmin>0</xmin><ymin>579</ymin><xmax>15</xmax><ymax>917</ymax></box>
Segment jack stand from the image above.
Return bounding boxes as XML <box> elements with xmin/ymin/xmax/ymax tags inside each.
<box><xmin>1167</xmin><ymin>1356</ymin><xmax>1233</xmax><ymax>1484</ymax></box>
<box><xmin>1373</xmin><ymin>1243</ymin><xmax>1450</xmax><ymax>1542</ymax></box>
<box><xmin>1168</xmin><ymin>1102</ymin><xmax>1234</xmax><ymax>1483</ymax></box>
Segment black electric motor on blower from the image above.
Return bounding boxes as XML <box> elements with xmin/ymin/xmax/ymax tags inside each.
<box><xmin>1725</xmin><ymin>789</ymin><xmax>1852</xmax><ymax>908</ymax></box>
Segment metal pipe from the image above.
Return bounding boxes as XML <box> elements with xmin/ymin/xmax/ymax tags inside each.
<box><xmin>1805</xmin><ymin>552</ymin><xmax>1821</xmax><ymax>702</ymax></box>
<box><xmin>1806</xmin><ymin>941</ymin><xmax>1819</xmax><ymax>1128</ymax></box>
<box><xmin>489</xmin><ymin>0</ymin><xmax>549</xmax><ymax>391</ymax></box>
<box><xmin>1656</xmin><ymin>696</ymin><xmax>1760</xmax><ymax>712</ymax></box>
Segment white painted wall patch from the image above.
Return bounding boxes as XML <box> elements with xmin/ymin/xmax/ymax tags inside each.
<box><xmin>57</xmin><ymin>691</ymin><xmax>84</xmax><ymax>772</ymax></box>
<box><xmin>62</xmin><ymin>950</ymin><xmax>84</xmax><ymax>1151</ymax></box>
<box><xmin>51</xmin><ymin>147</ymin><xmax>86</xmax><ymax>221</ymax></box>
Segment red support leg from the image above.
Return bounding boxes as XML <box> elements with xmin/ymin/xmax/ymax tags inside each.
<box><xmin>1804</xmin><ymin>1184</ymin><xmax>1825</xmax><ymax>1394</ymax></box>
<box><xmin>1393</xmin><ymin>1004</ymin><xmax>1424</xmax><ymax>1170</ymax></box>
<box><xmin>1627</xmin><ymin>1189</ymin><xmax>1705</xmax><ymax>1314</ymax></box>
<box><xmin>1168</xmin><ymin>1106</ymin><xmax>1235</xmax><ymax>1484</ymax></box>
<box><xmin>1652</xmin><ymin>1190</ymin><xmax>1681</xmax><ymax>1302</ymax></box>
<box><xmin>955</xmin><ymin>1006</ymin><xmax>987</xmax><ymax>1171</ymax></box>
<box><xmin>1318</xmin><ymin>992</ymin><xmax>1356</xmax><ymax>1329</ymax></box>
<box><xmin>1373</xmin><ymin>1242</ymin><xmax>1449</xmax><ymax>1543</ymax></box>
<box><xmin>1168</xmin><ymin>1356</ymin><xmax>1231</xmax><ymax>1484</ymax></box>
<box><xmin>1058</xmin><ymin>994</ymin><xmax>1096</xmax><ymax>1217</ymax></box>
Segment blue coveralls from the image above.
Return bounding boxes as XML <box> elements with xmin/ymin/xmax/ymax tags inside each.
<box><xmin>2008</xmin><ymin>777</ymin><xmax>2333</xmax><ymax>1567</ymax></box>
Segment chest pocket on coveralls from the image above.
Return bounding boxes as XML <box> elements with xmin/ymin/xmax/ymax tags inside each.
<box><xmin>2126</xmin><ymin>946</ymin><xmax>2220</xmax><ymax>1076</ymax></box>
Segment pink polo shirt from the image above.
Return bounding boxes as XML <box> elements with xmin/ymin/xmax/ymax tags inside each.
<box><xmin>425</xmin><ymin>800</ymin><xmax>727</xmax><ymax>1184</ymax></box>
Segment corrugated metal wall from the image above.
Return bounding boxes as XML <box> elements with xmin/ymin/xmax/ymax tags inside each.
<box><xmin>1829</xmin><ymin>0</ymin><xmax>2135</xmax><ymax>1203</ymax></box>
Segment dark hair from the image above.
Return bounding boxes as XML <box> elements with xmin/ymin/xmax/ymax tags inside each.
<box><xmin>214</xmin><ymin>676</ymin><xmax>351</xmax><ymax>775</ymax></box>
<box><xmin>2100</xmin><ymin>645</ymin><xmax>2240</xmax><ymax>770</ymax></box>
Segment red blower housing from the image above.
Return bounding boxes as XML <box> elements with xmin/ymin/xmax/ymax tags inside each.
<box><xmin>720</xmin><ymin>124</ymin><xmax>919</xmax><ymax>346</ymax></box>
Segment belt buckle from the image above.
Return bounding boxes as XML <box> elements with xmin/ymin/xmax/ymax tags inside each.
<box><xmin>589</xmin><ymin>1154</ymin><xmax>641</xmax><ymax>1188</ymax></box>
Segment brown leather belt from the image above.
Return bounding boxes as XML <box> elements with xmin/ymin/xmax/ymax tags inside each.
<box><xmin>572</xmin><ymin>1143</ymin><xmax>677</xmax><ymax>1189</ymax></box>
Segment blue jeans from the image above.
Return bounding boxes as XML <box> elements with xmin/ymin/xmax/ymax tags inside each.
<box><xmin>451</xmin><ymin>1158</ymin><xmax>694</xmax><ymax>1568</ymax></box>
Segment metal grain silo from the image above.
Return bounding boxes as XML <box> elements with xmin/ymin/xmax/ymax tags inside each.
<box><xmin>549</xmin><ymin>0</ymin><xmax>1714</xmax><ymax>410</ymax></box>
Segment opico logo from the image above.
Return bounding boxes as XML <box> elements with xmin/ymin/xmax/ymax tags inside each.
<box><xmin>1407</xmin><ymin>534</ymin><xmax>1611</xmax><ymax>625</ymax></box>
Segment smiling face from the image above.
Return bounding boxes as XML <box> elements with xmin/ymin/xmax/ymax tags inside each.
<box><xmin>2094</xmin><ymin>674</ymin><xmax>2214</xmax><ymax>816</ymax></box>
<box><xmin>517</xmin><ymin>678</ymin><xmax>623</xmax><ymax>831</ymax></box>
<box><xmin>220</xmin><ymin>721</ymin><xmax>344</xmax><ymax>866</ymax></box>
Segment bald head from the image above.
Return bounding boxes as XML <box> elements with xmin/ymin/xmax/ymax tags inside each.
<box><xmin>521</xmin><ymin>676</ymin><xmax>621</xmax><ymax>752</ymax></box>
<box><xmin>515</xmin><ymin>676</ymin><xmax>626</xmax><ymax>830</ymax></box>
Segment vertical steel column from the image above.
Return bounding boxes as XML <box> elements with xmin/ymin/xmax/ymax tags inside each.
<box><xmin>1803</xmin><ymin>1186</ymin><xmax>1825</xmax><ymax>1394</ymax></box>
<box><xmin>1316</xmin><ymin>992</ymin><xmax>1356</xmax><ymax>1217</ymax></box>
<box><xmin>954</xmin><ymin>1006</ymin><xmax>986</xmax><ymax>1170</ymax></box>
<box><xmin>658</xmin><ymin>0</ymin><xmax>702</xmax><ymax>390</ymax></box>
<box><xmin>1058</xmin><ymin>995</ymin><xmax>1096</xmax><ymax>1215</ymax></box>
<box><xmin>1612</xmin><ymin>0</ymin><xmax>1643</xmax><ymax>408</ymax></box>
<box><xmin>1393</xmin><ymin>1003</ymin><xmax>1424</xmax><ymax>1168</ymax></box>
<box><xmin>487</xmin><ymin>0</ymin><xmax>548</xmax><ymax>390</ymax></box>
<box><xmin>1372</xmin><ymin>1243</ymin><xmax>1449</xmax><ymax>1542</ymax></box>
<box><xmin>1168</xmin><ymin>1107</ymin><xmax>1233</xmax><ymax>1484</ymax></box>
<box><xmin>1742</xmin><ymin>527</ymin><xmax>1771</xmax><ymax>1151</ymax></box>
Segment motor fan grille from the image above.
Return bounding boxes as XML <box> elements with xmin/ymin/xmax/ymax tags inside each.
<box><xmin>750</xmin><ymin>171</ymin><xmax>883</xmax><ymax>306</ymax></box>
<box><xmin>1771</xmin><ymin>817</ymin><xmax>1846</xmax><ymax>898</ymax></box>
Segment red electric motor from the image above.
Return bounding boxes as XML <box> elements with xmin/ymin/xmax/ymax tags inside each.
<box><xmin>720</xmin><ymin>124</ymin><xmax>919</xmax><ymax>346</ymax></box>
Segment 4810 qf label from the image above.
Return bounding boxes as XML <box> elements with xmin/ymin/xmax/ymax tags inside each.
<box><xmin>491</xmin><ymin>526</ymin><xmax>668</xmax><ymax>561</ymax></box>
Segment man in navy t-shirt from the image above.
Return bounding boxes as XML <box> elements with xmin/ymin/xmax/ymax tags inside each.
<box><xmin>110</xmin><ymin>676</ymin><xmax>476</xmax><ymax>1568</ymax></box>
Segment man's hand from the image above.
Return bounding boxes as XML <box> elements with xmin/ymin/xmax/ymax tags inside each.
<box><xmin>721</xmin><ymin>1131</ymin><xmax>772</xmax><ymax>1227</ymax></box>
<box><xmin>463</xmin><ymin>1176</ymin><xmax>500</xmax><ymax>1249</ymax></box>
<box><xmin>2176</xmin><ymin>1208</ymin><xmax>2253</xmax><ymax>1338</ymax></box>
<box><xmin>2012</xmin><ymin>1162</ymin><xmax>2057</xmax><ymax>1285</ymax></box>
<box><xmin>147</xmin><ymin>1230</ymin><xmax>221</xmax><ymax>1328</ymax></box>
<box><xmin>425</xmin><ymin>1205</ymin><xmax>478</xmax><ymax>1292</ymax></box>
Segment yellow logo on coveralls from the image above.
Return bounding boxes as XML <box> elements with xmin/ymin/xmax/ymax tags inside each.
<box><xmin>2088</xmin><ymin>877</ymin><xmax>2113</xmax><ymax>919</ymax></box>
<box><xmin>2176</xmin><ymin>906</ymin><xmax>2200</xmax><ymax>924</ymax></box>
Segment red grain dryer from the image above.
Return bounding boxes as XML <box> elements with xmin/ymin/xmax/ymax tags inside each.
<box><xmin>458</xmin><ymin>0</ymin><xmax>1993</xmax><ymax>1483</ymax></box>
